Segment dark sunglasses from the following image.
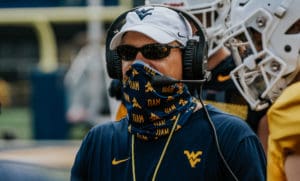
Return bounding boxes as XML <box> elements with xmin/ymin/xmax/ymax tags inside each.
<box><xmin>116</xmin><ymin>43</ymin><xmax>184</xmax><ymax>61</ymax></box>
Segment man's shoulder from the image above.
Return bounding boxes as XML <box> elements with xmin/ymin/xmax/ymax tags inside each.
<box><xmin>91</xmin><ymin>118</ymin><xmax>128</xmax><ymax>131</ymax></box>
<box><xmin>193</xmin><ymin>104</ymin><xmax>245</xmax><ymax>123</ymax></box>
<box><xmin>194</xmin><ymin>105</ymin><xmax>256</xmax><ymax>139</ymax></box>
<box><xmin>86</xmin><ymin>119</ymin><xmax>129</xmax><ymax>140</ymax></box>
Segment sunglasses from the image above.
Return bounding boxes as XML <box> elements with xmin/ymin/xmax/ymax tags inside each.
<box><xmin>116</xmin><ymin>43</ymin><xmax>184</xmax><ymax>61</ymax></box>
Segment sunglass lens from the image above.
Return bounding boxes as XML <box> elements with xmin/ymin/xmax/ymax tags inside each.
<box><xmin>116</xmin><ymin>45</ymin><xmax>137</xmax><ymax>61</ymax></box>
<box><xmin>116</xmin><ymin>43</ymin><xmax>175</xmax><ymax>61</ymax></box>
<box><xmin>142</xmin><ymin>44</ymin><xmax>170</xmax><ymax>59</ymax></box>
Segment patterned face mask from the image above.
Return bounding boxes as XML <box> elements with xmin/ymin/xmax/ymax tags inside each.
<box><xmin>122</xmin><ymin>61</ymin><xmax>196</xmax><ymax>141</ymax></box>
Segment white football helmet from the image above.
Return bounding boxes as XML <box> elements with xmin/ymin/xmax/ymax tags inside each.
<box><xmin>223</xmin><ymin>0</ymin><xmax>300</xmax><ymax>110</ymax></box>
<box><xmin>145</xmin><ymin>0</ymin><xmax>231</xmax><ymax>57</ymax></box>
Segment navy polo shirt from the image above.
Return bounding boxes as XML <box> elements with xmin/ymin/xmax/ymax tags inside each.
<box><xmin>71</xmin><ymin>105</ymin><xmax>266</xmax><ymax>181</ymax></box>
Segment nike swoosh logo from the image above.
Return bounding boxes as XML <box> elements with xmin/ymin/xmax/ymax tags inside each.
<box><xmin>217</xmin><ymin>74</ymin><xmax>231</xmax><ymax>82</ymax></box>
<box><xmin>177</xmin><ymin>32</ymin><xmax>186</xmax><ymax>38</ymax></box>
<box><xmin>112</xmin><ymin>157</ymin><xmax>130</xmax><ymax>165</ymax></box>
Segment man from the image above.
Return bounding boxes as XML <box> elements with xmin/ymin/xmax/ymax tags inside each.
<box><xmin>222</xmin><ymin>0</ymin><xmax>300</xmax><ymax>180</ymax></box>
<box><xmin>71</xmin><ymin>5</ymin><xmax>266</xmax><ymax>180</ymax></box>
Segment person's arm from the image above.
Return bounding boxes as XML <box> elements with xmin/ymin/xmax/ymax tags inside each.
<box><xmin>257</xmin><ymin>115</ymin><xmax>269</xmax><ymax>154</ymax></box>
<box><xmin>285</xmin><ymin>154</ymin><xmax>300</xmax><ymax>181</ymax></box>
<box><xmin>207</xmin><ymin>47</ymin><xmax>231</xmax><ymax>70</ymax></box>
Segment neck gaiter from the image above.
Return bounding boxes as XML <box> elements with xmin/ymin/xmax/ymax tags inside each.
<box><xmin>122</xmin><ymin>61</ymin><xmax>196</xmax><ymax>141</ymax></box>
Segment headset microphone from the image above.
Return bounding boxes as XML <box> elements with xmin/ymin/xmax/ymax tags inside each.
<box><xmin>151</xmin><ymin>75</ymin><xmax>207</xmax><ymax>86</ymax></box>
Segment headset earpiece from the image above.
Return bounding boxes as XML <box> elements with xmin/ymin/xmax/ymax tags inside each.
<box><xmin>177</xmin><ymin>10</ymin><xmax>208</xmax><ymax>82</ymax></box>
<box><xmin>183</xmin><ymin>39</ymin><xmax>204</xmax><ymax>80</ymax></box>
<box><xmin>105</xmin><ymin>49</ymin><xmax>122</xmax><ymax>80</ymax></box>
<box><xmin>182</xmin><ymin>38</ymin><xmax>208</xmax><ymax>93</ymax></box>
<box><xmin>105</xmin><ymin>12</ymin><xmax>128</xmax><ymax>80</ymax></box>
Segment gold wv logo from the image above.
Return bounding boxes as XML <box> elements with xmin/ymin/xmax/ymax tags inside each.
<box><xmin>184</xmin><ymin>150</ymin><xmax>203</xmax><ymax>168</ymax></box>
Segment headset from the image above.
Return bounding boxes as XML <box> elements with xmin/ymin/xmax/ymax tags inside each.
<box><xmin>105</xmin><ymin>5</ymin><xmax>238</xmax><ymax>181</ymax></box>
<box><xmin>105</xmin><ymin>4</ymin><xmax>209</xmax><ymax>87</ymax></box>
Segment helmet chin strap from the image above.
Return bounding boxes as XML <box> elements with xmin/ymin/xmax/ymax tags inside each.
<box><xmin>268</xmin><ymin>61</ymin><xmax>300</xmax><ymax>103</ymax></box>
<box><xmin>285</xmin><ymin>61</ymin><xmax>300</xmax><ymax>85</ymax></box>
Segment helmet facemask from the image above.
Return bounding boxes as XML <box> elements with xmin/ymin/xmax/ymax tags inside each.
<box><xmin>223</xmin><ymin>3</ymin><xmax>300</xmax><ymax>110</ymax></box>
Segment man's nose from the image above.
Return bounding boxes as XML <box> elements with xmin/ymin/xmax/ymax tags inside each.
<box><xmin>135</xmin><ymin>51</ymin><xmax>144</xmax><ymax>60</ymax></box>
<box><xmin>135</xmin><ymin>51</ymin><xmax>152</xmax><ymax>64</ymax></box>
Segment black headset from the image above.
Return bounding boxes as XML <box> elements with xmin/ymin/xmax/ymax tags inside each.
<box><xmin>105</xmin><ymin>5</ymin><xmax>209</xmax><ymax>84</ymax></box>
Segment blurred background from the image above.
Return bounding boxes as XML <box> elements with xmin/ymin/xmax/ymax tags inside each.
<box><xmin>0</xmin><ymin>0</ymin><xmax>144</xmax><ymax>180</ymax></box>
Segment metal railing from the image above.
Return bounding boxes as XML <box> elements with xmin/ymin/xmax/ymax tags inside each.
<box><xmin>0</xmin><ymin>5</ymin><xmax>130</xmax><ymax>72</ymax></box>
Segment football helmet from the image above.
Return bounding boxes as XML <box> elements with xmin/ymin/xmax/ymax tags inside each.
<box><xmin>223</xmin><ymin>0</ymin><xmax>300</xmax><ymax>110</ymax></box>
<box><xmin>145</xmin><ymin>0</ymin><xmax>231</xmax><ymax>57</ymax></box>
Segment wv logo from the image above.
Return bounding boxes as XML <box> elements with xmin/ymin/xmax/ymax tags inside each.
<box><xmin>135</xmin><ymin>8</ymin><xmax>154</xmax><ymax>20</ymax></box>
<box><xmin>184</xmin><ymin>150</ymin><xmax>203</xmax><ymax>168</ymax></box>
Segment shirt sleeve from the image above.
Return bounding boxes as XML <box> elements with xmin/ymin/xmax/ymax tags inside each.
<box><xmin>70</xmin><ymin>131</ymin><xmax>93</xmax><ymax>181</ymax></box>
<box><xmin>267</xmin><ymin>82</ymin><xmax>300</xmax><ymax>140</ymax></box>
<box><xmin>267</xmin><ymin>82</ymin><xmax>300</xmax><ymax>181</ymax></box>
<box><xmin>213</xmin><ymin>112</ymin><xmax>267</xmax><ymax>181</ymax></box>
<box><xmin>231</xmin><ymin>135</ymin><xmax>267</xmax><ymax>181</ymax></box>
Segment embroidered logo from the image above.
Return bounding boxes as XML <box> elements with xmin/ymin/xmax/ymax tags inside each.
<box><xmin>184</xmin><ymin>150</ymin><xmax>203</xmax><ymax>168</ymax></box>
<box><xmin>112</xmin><ymin>157</ymin><xmax>130</xmax><ymax>165</ymax></box>
<box><xmin>177</xmin><ymin>32</ymin><xmax>186</xmax><ymax>38</ymax></box>
<box><xmin>132</xmin><ymin>98</ymin><xmax>142</xmax><ymax>109</ymax></box>
<box><xmin>217</xmin><ymin>74</ymin><xmax>231</xmax><ymax>82</ymax></box>
<box><xmin>135</xmin><ymin>8</ymin><xmax>154</xmax><ymax>20</ymax></box>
